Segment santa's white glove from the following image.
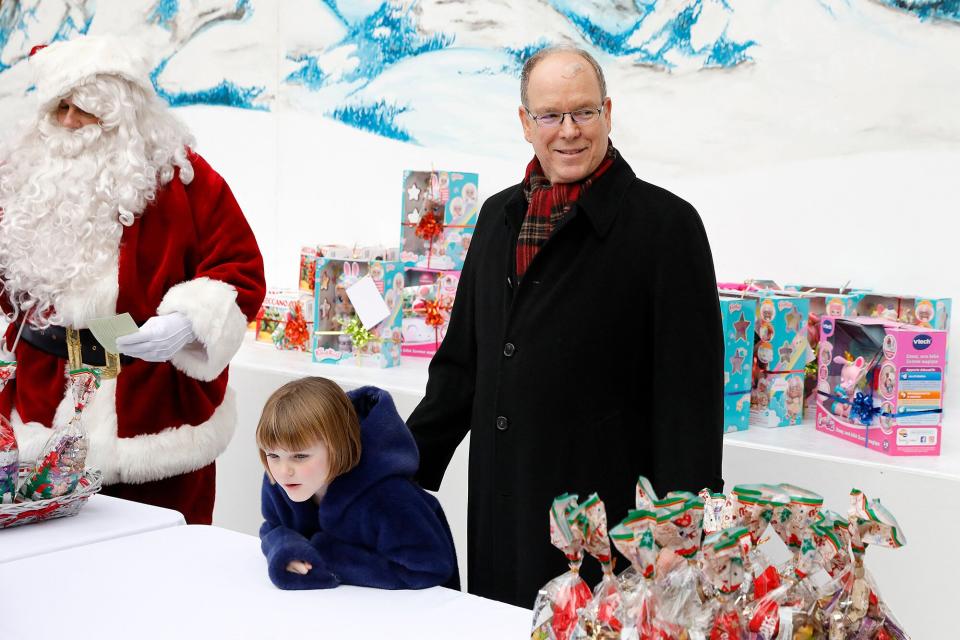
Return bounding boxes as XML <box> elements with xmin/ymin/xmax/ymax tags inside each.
<box><xmin>116</xmin><ymin>312</ymin><xmax>197</xmax><ymax>362</ymax></box>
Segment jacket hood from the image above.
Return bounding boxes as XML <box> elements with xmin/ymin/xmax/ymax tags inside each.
<box><xmin>320</xmin><ymin>386</ymin><xmax>419</xmax><ymax>521</ymax></box>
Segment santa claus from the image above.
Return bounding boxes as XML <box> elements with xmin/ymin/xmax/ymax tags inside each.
<box><xmin>0</xmin><ymin>35</ymin><xmax>265</xmax><ymax>523</ymax></box>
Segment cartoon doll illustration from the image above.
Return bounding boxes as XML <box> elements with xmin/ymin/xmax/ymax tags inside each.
<box><xmin>915</xmin><ymin>300</ymin><xmax>934</xmax><ymax>328</ymax></box>
<box><xmin>759</xmin><ymin>299</ymin><xmax>776</xmax><ymax>323</ymax></box>
<box><xmin>785</xmin><ymin>375</ymin><xmax>804</xmax><ymax>424</ymax></box>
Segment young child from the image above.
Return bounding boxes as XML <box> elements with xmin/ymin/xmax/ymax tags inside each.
<box><xmin>257</xmin><ymin>378</ymin><xmax>459</xmax><ymax>591</ymax></box>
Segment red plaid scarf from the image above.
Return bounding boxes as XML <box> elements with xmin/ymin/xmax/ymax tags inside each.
<box><xmin>516</xmin><ymin>142</ymin><xmax>617</xmax><ymax>279</ymax></box>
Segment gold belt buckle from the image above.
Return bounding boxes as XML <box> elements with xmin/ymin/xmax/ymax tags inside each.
<box><xmin>66</xmin><ymin>328</ymin><xmax>121</xmax><ymax>380</ymax></box>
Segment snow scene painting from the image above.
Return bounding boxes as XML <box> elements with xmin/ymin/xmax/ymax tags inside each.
<box><xmin>2</xmin><ymin>0</ymin><xmax>958</xmax><ymax>172</ymax></box>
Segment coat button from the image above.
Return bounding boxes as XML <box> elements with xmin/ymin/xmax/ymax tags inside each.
<box><xmin>496</xmin><ymin>416</ymin><xmax>509</xmax><ymax>432</ymax></box>
<box><xmin>503</xmin><ymin>342</ymin><xmax>516</xmax><ymax>357</ymax></box>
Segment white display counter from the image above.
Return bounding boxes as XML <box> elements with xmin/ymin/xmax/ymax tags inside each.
<box><xmin>0</xmin><ymin>493</ymin><xmax>185</xmax><ymax>564</ymax></box>
<box><xmin>0</xmin><ymin>525</ymin><xmax>531</xmax><ymax>639</ymax></box>
<box><xmin>220</xmin><ymin>336</ymin><xmax>955</xmax><ymax>639</ymax></box>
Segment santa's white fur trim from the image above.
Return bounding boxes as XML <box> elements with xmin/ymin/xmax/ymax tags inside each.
<box><xmin>13</xmin><ymin>381</ymin><xmax>237</xmax><ymax>485</ymax></box>
<box><xmin>31</xmin><ymin>35</ymin><xmax>155</xmax><ymax>110</ymax></box>
<box><xmin>157</xmin><ymin>277</ymin><xmax>248</xmax><ymax>382</ymax></box>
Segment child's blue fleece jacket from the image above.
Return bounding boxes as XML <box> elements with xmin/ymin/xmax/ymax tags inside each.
<box><xmin>259</xmin><ymin>386</ymin><xmax>460</xmax><ymax>591</ymax></box>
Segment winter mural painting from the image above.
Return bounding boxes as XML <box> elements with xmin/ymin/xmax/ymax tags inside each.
<box><xmin>1</xmin><ymin>0</ymin><xmax>958</xmax><ymax>171</ymax></box>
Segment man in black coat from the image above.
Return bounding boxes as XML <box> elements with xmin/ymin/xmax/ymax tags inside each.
<box><xmin>407</xmin><ymin>45</ymin><xmax>724</xmax><ymax>608</ymax></box>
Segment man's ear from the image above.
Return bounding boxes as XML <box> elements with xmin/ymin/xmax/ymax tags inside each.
<box><xmin>519</xmin><ymin>105</ymin><xmax>534</xmax><ymax>143</ymax></box>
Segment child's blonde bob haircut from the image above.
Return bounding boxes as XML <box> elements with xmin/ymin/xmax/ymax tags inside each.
<box><xmin>256</xmin><ymin>377</ymin><xmax>362</xmax><ymax>484</ymax></box>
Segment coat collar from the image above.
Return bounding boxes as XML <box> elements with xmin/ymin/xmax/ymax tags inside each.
<box><xmin>503</xmin><ymin>151</ymin><xmax>636</xmax><ymax>239</ymax></box>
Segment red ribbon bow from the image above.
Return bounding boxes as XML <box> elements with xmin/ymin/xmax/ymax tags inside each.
<box><xmin>414</xmin><ymin>212</ymin><xmax>444</xmax><ymax>241</ymax></box>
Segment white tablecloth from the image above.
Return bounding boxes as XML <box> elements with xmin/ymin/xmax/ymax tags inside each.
<box><xmin>0</xmin><ymin>525</ymin><xmax>532</xmax><ymax>639</ymax></box>
<box><xmin>0</xmin><ymin>493</ymin><xmax>185</xmax><ymax>564</ymax></box>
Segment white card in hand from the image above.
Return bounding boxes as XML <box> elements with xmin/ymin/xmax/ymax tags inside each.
<box><xmin>346</xmin><ymin>276</ymin><xmax>390</xmax><ymax>329</ymax></box>
<box><xmin>88</xmin><ymin>313</ymin><xmax>140</xmax><ymax>354</ymax></box>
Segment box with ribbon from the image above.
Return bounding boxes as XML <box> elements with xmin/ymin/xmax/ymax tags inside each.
<box><xmin>400</xmin><ymin>169</ymin><xmax>479</xmax><ymax>271</ymax></box>
<box><xmin>742</xmin><ymin>291</ymin><xmax>813</xmax><ymax>428</ymax></box>
<box><xmin>401</xmin><ymin>268</ymin><xmax>460</xmax><ymax>358</ymax></box>
<box><xmin>815</xmin><ymin>316</ymin><xmax>945</xmax><ymax>456</ymax></box>
<box><xmin>311</xmin><ymin>258</ymin><xmax>404</xmax><ymax>368</ymax></box>
<box><xmin>783</xmin><ymin>284</ymin><xmax>868</xmax><ymax>411</ymax></box>
<box><xmin>719</xmin><ymin>295</ymin><xmax>756</xmax><ymax>433</ymax></box>
<box><xmin>255</xmin><ymin>288</ymin><xmax>314</xmax><ymax>352</ymax></box>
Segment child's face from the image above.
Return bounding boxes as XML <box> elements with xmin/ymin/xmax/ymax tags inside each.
<box><xmin>265</xmin><ymin>441</ymin><xmax>332</xmax><ymax>502</ymax></box>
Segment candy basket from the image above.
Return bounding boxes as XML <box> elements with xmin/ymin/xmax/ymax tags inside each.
<box><xmin>0</xmin><ymin>463</ymin><xmax>102</xmax><ymax>529</ymax></box>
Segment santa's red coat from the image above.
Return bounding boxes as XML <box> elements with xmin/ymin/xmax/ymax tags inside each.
<box><xmin>1</xmin><ymin>151</ymin><xmax>265</xmax><ymax>524</ymax></box>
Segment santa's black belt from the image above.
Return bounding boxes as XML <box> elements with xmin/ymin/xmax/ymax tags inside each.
<box><xmin>17</xmin><ymin>323</ymin><xmax>134</xmax><ymax>367</ymax></box>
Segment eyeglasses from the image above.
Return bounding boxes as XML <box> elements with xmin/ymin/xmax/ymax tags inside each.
<box><xmin>525</xmin><ymin>105</ymin><xmax>604</xmax><ymax>128</ymax></box>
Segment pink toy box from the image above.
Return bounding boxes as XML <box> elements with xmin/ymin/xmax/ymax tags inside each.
<box><xmin>815</xmin><ymin>316</ymin><xmax>946</xmax><ymax>456</ymax></box>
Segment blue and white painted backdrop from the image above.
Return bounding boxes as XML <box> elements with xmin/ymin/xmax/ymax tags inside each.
<box><xmin>2</xmin><ymin>4</ymin><xmax>959</xmax><ymax>637</ymax></box>
<box><xmin>1</xmin><ymin>0</ymin><xmax>958</xmax><ymax>338</ymax></box>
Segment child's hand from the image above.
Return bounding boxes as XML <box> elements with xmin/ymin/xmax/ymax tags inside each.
<box><xmin>286</xmin><ymin>560</ymin><xmax>313</xmax><ymax>575</ymax></box>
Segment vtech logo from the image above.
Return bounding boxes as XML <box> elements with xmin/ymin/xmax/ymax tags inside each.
<box><xmin>913</xmin><ymin>335</ymin><xmax>932</xmax><ymax>350</ymax></box>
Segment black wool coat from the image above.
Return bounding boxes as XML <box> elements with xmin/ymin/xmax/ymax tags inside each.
<box><xmin>407</xmin><ymin>153</ymin><xmax>724</xmax><ymax>608</ymax></box>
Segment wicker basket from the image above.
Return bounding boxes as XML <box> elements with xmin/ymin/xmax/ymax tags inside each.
<box><xmin>0</xmin><ymin>464</ymin><xmax>103</xmax><ymax>529</ymax></box>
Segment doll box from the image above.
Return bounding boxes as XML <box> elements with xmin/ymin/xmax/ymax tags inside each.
<box><xmin>720</xmin><ymin>296</ymin><xmax>757</xmax><ymax>433</ymax></box>
<box><xmin>815</xmin><ymin>317</ymin><xmax>945</xmax><ymax>456</ymax></box>
<box><xmin>400</xmin><ymin>170</ymin><xmax>479</xmax><ymax>271</ymax></box>
<box><xmin>401</xmin><ymin>268</ymin><xmax>460</xmax><ymax>358</ymax></box>
<box><xmin>744</xmin><ymin>292</ymin><xmax>812</xmax><ymax>428</ymax></box>
<box><xmin>311</xmin><ymin>259</ymin><xmax>404</xmax><ymax>368</ymax></box>
<box><xmin>856</xmin><ymin>293</ymin><xmax>951</xmax><ymax>331</ymax></box>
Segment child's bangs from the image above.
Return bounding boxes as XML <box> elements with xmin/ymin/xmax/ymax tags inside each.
<box><xmin>256</xmin><ymin>403</ymin><xmax>323</xmax><ymax>453</ymax></box>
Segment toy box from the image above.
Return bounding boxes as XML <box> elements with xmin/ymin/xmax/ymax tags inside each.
<box><xmin>400</xmin><ymin>170</ymin><xmax>479</xmax><ymax>271</ymax></box>
<box><xmin>783</xmin><ymin>285</ymin><xmax>867</xmax><ymax>410</ymax></box>
<box><xmin>746</xmin><ymin>293</ymin><xmax>812</xmax><ymax>428</ymax></box>
<box><xmin>255</xmin><ymin>289</ymin><xmax>314</xmax><ymax>352</ymax></box>
<box><xmin>857</xmin><ymin>293</ymin><xmax>951</xmax><ymax>330</ymax></box>
<box><xmin>401</xmin><ymin>268</ymin><xmax>460</xmax><ymax>358</ymax></box>
<box><xmin>311</xmin><ymin>258</ymin><xmax>404</xmax><ymax>367</ymax></box>
<box><xmin>301</xmin><ymin>245</ymin><xmax>398</xmax><ymax>293</ymax></box>
<box><xmin>720</xmin><ymin>296</ymin><xmax>757</xmax><ymax>433</ymax></box>
<box><xmin>815</xmin><ymin>316</ymin><xmax>945</xmax><ymax>456</ymax></box>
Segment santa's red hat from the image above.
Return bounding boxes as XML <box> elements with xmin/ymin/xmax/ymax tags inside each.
<box><xmin>29</xmin><ymin>34</ymin><xmax>155</xmax><ymax>109</ymax></box>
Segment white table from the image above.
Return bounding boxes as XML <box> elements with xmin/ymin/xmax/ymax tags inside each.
<box><xmin>0</xmin><ymin>494</ymin><xmax>185</xmax><ymax>563</ymax></box>
<box><xmin>0</xmin><ymin>525</ymin><xmax>532</xmax><ymax>639</ymax></box>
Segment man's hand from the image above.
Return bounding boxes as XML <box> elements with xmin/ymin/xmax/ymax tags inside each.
<box><xmin>286</xmin><ymin>560</ymin><xmax>313</xmax><ymax>575</ymax></box>
<box><xmin>116</xmin><ymin>312</ymin><xmax>196</xmax><ymax>362</ymax></box>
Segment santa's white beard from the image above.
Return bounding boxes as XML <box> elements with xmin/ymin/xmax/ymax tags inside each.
<box><xmin>0</xmin><ymin>119</ymin><xmax>146</xmax><ymax>328</ymax></box>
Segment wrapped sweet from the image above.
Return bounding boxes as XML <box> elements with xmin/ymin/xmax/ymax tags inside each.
<box><xmin>571</xmin><ymin>494</ymin><xmax>623</xmax><ymax>639</ymax></box>
<box><xmin>531</xmin><ymin>494</ymin><xmax>593</xmax><ymax>640</ymax></box>
<box><xmin>779</xmin><ymin>484</ymin><xmax>825</xmax><ymax>579</ymax></box>
<box><xmin>0</xmin><ymin>414</ymin><xmax>17</xmax><ymax>504</ymax></box>
<box><xmin>611</xmin><ymin>511</ymin><xmax>661</xmax><ymax>640</ymax></box>
<box><xmin>701</xmin><ymin>526</ymin><xmax>752</xmax><ymax>640</ymax></box>
<box><xmin>17</xmin><ymin>367</ymin><xmax>99</xmax><ymax>502</ymax></box>
<box><xmin>1</xmin><ymin>359</ymin><xmax>17</xmax><ymax>504</ymax></box>
<box><xmin>817</xmin><ymin>490</ymin><xmax>909</xmax><ymax>640</ymax></box>
<box><xmin>651</xmin><ymin>495</ymin><xmax>707</xmax><ymax>635</ymax></box>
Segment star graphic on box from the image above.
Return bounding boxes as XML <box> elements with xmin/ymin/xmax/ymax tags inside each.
<box><xmin>778</xmin><ymin>342</ymin><xmax>794</xmax><ymax>363</ymax></box>
<box><xmin>730</xmin><ymin>349</ymin><xmax>746</xmax><ymax>374</ymax></box>
<box><xmin>784</xmin><ymin>306</ymin><xmax>803</xmax><ymax>332</ymax></box>
<box><xmin>407</xmin><ymin>184</ymin><xmax>421</xmax><ymax>201</ymax></box>
<box><xmin>733</xmin><ymin>312</ymin><xmax>750</xmax><ymax>342</ymax></box>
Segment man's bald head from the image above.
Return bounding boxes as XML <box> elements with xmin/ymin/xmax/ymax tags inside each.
<box><xmin>520</xmin><ymin>45</ymin><xmax>606</xmax><ymax>109</ymax></box>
